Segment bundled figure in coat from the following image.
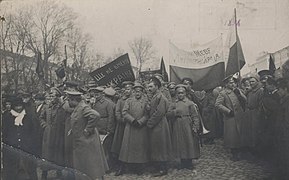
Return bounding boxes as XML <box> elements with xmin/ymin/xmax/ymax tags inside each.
<box><xmin>117</xmin><ymin>82</ymin><xmax>150</xmax><ymax>175</ymax></box>
<box><xmin>39</xmin><ymin>87</ymin><xmax>67</xmax><ymax>179</ymax></box>
<box><xmin>215</xmin><ymin>75</ymin><xmax>247</xmax><ymax>161</ymax></box>
<box><xmin>147</xmin><ymin>77</ymin><xmax>173</xmax><ymax>177</ymax></box>
<box><xmin>169</xmin><ymin>84</ymin><xmax>200</xmax><ymax>169</ymax></box>
<box><xmin>66</xmin><ymin>89</ymin><xmax>109</xmax><ymax>180</ymax></box>
<box><xmin>2</xmin><ymin>96</ymin><xmax>39</xmax><ymax>180</ymax></box>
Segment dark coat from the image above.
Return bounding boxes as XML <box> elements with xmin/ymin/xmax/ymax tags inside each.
<box><xmin>92</xmin><ymin>97</ymin><xmax>115</xmax><ymax>134</ymax></box>
<box><xmin>171</xmin><ymin>98</ymin><xmax>200</xmax><ymax>159</ymax></box>
<box><xmin>119</xmin><ymin>96</ymin><xmax>150</xmax><ymax>163</ymax></box>
<box><xmin>39</xmin><ymin>101</ymin><xmax>67</xmax><ymax>167</ymax></box>
<box><xmin>2</xmin><ymin>110</ymin><xmax>39</xmax><ymax>155</ymax></box>
<box><xmin>147</xmin><ymin>91</ymin><xmax>173</xmax><ymax>161</ymax></box>
<box><xmin>111</xmin><ymin>96</ymin><xmax>128</xmax><ymax>155</ymax></box>
<box><xmin>215</xmin><ymin>88</ymin><xmax>247</xmax><ymax>148</ymax></box>
<box><xmin>202</xmin><ymin>91</ymin><xmax>218</xmax><ymax>139</ymax></box>
<box><xmin>2</xmin><ymin>110</ymin><xmax>39</xmax><ymax>180</ymax></box>
<box><xmin>70</xmin><ymin>101</ymin><xmax>109</xmax><ymax>179</ymax></box>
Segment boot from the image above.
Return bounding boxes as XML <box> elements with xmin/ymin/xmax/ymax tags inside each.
<box><xmin>152</xmin><ymin>162</ymin><xmax>167</xmax><ymax>177</ymax></box>
<box><xmin>115</xmin><ymin>164</ymin><xmax>125</xmax><ymax>176</ymax></box>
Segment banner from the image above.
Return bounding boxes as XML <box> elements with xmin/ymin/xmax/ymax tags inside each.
<box><xmin>170</xmin><ymin>63</ymin><xmax>225</xmax><ymax>91</ymax></box>
<box><xmin>89</xmin><ymin>53</ymin><xmax>135</xmax><ymax>86</ymax></box>
<box><xmin>169</xmin><ymin>36</ymin><xmax>224</xmax><ymax>68</ymax></box>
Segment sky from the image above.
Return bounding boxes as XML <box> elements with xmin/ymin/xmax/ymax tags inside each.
<box><xmin>1</xmin><ymin>0</ymin><xmax>289</xmax><ymax>73</ymax></box>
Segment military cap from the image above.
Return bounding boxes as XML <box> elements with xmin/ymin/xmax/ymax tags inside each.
<box><xmin>88</xmin><ymin>86</ymin><xmax>105</xmax><ymax>92</ymax></box>
<box><xmin>154</xmin><ymin>73</ymin><xmax>164</xmax><ymax>80</ymax></box>
<box><xmin>182</xmin><ymin>77</ymin><xmax>194</xmax><ymax>85</ymax></box>
<box><xmin>64</xmin><ymin>89</ymin><xmax>83</xmax><ymax>96</ymax></box>
<box><xmin>175</xmin><ymin>84</ymin><xmax>187</xmax><ymax>91</ymax></box>
<box><xmin>34</xmin><ymin>93</ymin><xmax>45</xmax><ymax>101</ymax></box>
<box><xmin>247</xmin><ymin>73</ymin><xmax>260</xmax><ymax>81</ymax></box>
<box><xmin>222</xmin><ymin>75</ymin><xmax>237</xmax><ymax>84</ymax></box>
<box><xmin>258</xmin><ymin>70</ymin><xmax>273</xmax><ymax>81</ymax></box>
<box><xmin>167</xmin><ymin>82</ymin><xmax>176</xmax><ymax>89</ymax></box>
<box><xmin>122</xmin><ymin>81</ymin><xmax>134</xmax><ymax>88</ymax></box>
<box><xmin>150</xmin><ymin>76</ymin><xmax>161</xmax><ymax>88</ymax></box>
<box><xmin>104</xmin><ymin>87</ymin><xmax>116</xmax><ymax>96</ymax></box>
<box><xmin>133</xmin><ymin>82</ymin><xmax>144</xmax><ymax>89</ymax></box>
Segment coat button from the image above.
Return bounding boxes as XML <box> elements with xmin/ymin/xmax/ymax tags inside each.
<box><xmin>18</xmin><ymin>139</ymin><xmax>21</xmax><ymax>142</ymax></box>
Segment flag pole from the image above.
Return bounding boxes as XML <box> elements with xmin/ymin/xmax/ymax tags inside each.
<box><xmin>234</xmin><ymin>8</ymin><xmax>241</xmax><ymax>80</ymax></box>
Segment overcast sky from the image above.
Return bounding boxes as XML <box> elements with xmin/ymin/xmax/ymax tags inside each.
<box><xmin>1</xmin><ymin>0</ymin><xmax>289</xmax><ymax>73</ymax></box>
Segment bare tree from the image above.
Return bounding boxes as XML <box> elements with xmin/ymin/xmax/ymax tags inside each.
<box><xmin>129</xmin><ymin>37</ymin><xmax>155</xmax><ymax>72</ymax></box>
<box><xmin>16</xmin><ymin>0</ymin><xmax>76</xmax><ymax>82</ymax></box>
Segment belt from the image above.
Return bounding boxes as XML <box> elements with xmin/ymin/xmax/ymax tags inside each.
<box><xmin>176</xmin><ymin>115</ymin><xmax>191</xmax><ymax>118</ymax></box>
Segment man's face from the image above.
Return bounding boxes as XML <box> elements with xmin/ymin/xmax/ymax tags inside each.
<box><xmin>124</xmin><ymin>86</ymin><xmax>132</xmax><ymax>97</ymax></box>
<box><xmin>13</xmin><ymin>105</ymin><xmax>24</xmax><ymax>113</ymax></box>
<box><xmin>148</xmin><ymin>82</ymin><xmax>158</xmax><ymax>94</ymax></box>
<box><xmin>50</xmin><ymin>92</ymin><xmax>58</xmax><ymax>104</ymax></box>
<box><xmin>177</xmin><ymin>89</ymin><xmax>186</xmax><ymax>100</ymax></box>
<box><xmin>134</xmin><ymin>87</ymin><xmax>143</xmax><ymax>99</ymax></box>
<box><xmin>169</xmin><ymin>86</ymin><xmax>176</xmax><ymax>96</ymax></box>
<box><xmin>226</xmin><ymin>79</ymin><xmax>237</xmax><ymax>90</ymax></box>
<box><xmin>67</xmin><ymin>96</ymin><xmax>78</xmax><ymax>107</ymax></box>
<box><xmin>5</xmin><ymin>102</ymin><xmax>12</xmax><ymax>111</ymax></box>
<box><xmin>249</xmin><ymin>78</ymin><xmax>258</xmax><ymax>89</ymax></box>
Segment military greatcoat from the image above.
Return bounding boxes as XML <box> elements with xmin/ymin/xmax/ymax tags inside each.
<box><xmin>70</xmin><ymin>100</ymin><xmax>108</xmax><ymax>180</ymax></box>
<box><xmin>147</xmin><ymin>91</ymin><xmax>173</xmax><ymax>161</ymax></box>
<box><xmin>119</xmin><ymin>96</ymin><xmax>150</xmax><ymax>163</ymax></box>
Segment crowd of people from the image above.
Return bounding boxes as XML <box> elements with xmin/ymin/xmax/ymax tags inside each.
<box><xmin>2</xmin><ymin>60</ymin><xmax>289</xmax><ymax>180</ymax></box>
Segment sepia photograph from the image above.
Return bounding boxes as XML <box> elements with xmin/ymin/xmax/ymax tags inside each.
<box><xmin>1</xmin><ymin>0</ymin><xmax>289</xmax><ymax>179</ymax></box>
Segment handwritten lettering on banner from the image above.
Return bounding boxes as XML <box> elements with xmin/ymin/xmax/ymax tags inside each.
<box><xmin>89</xmin><ymin>53</ymin><xmax>135</xmax><ymax>86</ymax></box>
<box><xmin>169</xmin><ymin>36</ymin><xmax>224</xmax><ymax>68</ymax></box>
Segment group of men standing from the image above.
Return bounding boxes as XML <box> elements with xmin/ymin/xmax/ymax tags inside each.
<box><xmin>2</xmin><ymin>61</ymin><xmax>289</xmax><ymax>179</ymax></box>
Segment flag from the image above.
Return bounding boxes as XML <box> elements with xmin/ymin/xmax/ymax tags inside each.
<box><xmin>160</xmin><ymin>57</ymin><xmax>168</xmax><ymax>82</ymax></box>
<box><xmin>169</xmin><ymin>36</ymin><xmax>225</xmax><ymax>90</ymax></box>
<box><xmin>55</xmin><ymin>59</ymin><xmax>66</xmax><ymax>79</ymax></box>
<box><xmin>225</xmin><ymin>12</ymin><xmax>246</xmax><ymax>76</ymax></box>
<box><xmin>170</xmin><ymin>63</ymin><xmax>225</xmax><ymax>91</ymax></box>
<box><xmin>36</xmin><ymin>51</ymin><xmax>44</xmax><ymax>78</ymax></box>
<box><xmin>269</xmin><ymin>54</ymin><xmax>276</xmax><ymax>74</ymax></box>
<box><xmin>89</xmin><ymin>53</ymin><xmax>135</xmax><ymax>86</ymax></box>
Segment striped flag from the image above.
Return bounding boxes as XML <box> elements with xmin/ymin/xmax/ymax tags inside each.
<box><xmin>225</xmin><ymin>11</ymin><xmax>246</xmax><ymax>77</ymax></box>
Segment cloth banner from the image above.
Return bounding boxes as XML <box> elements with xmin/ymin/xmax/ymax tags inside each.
<box><xmin>170</xmin><ymin>63</ymin><xmax>225</xmax><ymax>91</ymax></box>
<box><xmin>89</xmin><ymin>53</ymin><xmax>135</xmax><ymax>86</ymax></box>
<box><xmin>169</xmin><ymin>36</ymin><xmax>224</xmax><ymax>69</ymax></box>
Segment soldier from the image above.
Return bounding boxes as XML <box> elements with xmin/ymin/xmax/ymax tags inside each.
<box><xmin>147</xmin><ymin>77</ymin><xmax>173</xmax><ymax>177</ymax></box>
<box><xmin>39</xmin><ymin>87</ymin><xmax>67</xmax><ymax>180</ymax></box>
<box><xmin>215</xmin><ymin>75</ymin><xmax>247</xmax><ymax>161</ymax></box>
<box><xmin>2</xmin><ymin>96</ymin><xmax>39</xmax><ymax>180</ymax></box>
<box><xmin>117</xmin><ymin>82</ymin><xmax>150</xmax><ymax>175</ymax></box>
<box><xmin>111</xmin><ymin>81</ymin><xmax>134</xmax><ymax>174</ymax></box>
<box><xmin>247</xmin><ymin>74</ymin><xmax>264</xmax><ymax>150</ymax></box>
<box><xmin>171</xmin><ymin>84</ymin><xmax>200</xmax><ymax>169</ymax></box>
<box><xmin>91</xmin><ymin>86</ymin><xmax>115</xmax><ymax>168</ymax></box>
<box><xmin>66</xmin><ymin>89</ymin><xmax>109</xmax><ymax>180</ymax></box>
<box><xmin>154</xmin><ymin>73</ymin><xmax>172</xmax><ymax>101</ymax></box>
<box><xmin>275</xmin><ymin>78</ymin><xmax>289</xmax><ymax>178</ymax></box>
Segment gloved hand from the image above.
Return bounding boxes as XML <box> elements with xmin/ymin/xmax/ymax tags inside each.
<box><xmin>132</xmin><ymin>120</ymin><xmax>141</xmax><ymax>127</ymax></box>
<box><xmin>228</xmin><ymin>110</ymin><xmax>234</xmax><ymax>117</ymax></box>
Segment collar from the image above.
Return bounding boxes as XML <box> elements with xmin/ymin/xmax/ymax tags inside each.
<box><xmin>176</xmin><ymin>97</ymin><xmax>188</xmax><ymax>102</ymax></box>
<box><xmin>95</xmin><ymin>96</ymin><xmax>105</xmax><ymax>103</ymax></box>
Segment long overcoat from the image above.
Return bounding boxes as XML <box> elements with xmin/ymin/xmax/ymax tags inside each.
<box><xmin>247</xmin><ymin>84</ymin><xmax>264</xmax><ymax>146</ymax></box>
<box><xmin>92</xmin><ymin>97</ymin><xmax>115</xmax><ymax>135</ymax></box>
<box><xmin>171</xmin><ymin>98</ymin><xmax>200</xmax><ymax>159</ymax></box>
<box><xmin>147</xmin><ymin>91</ymin><xmax>173</xmax><ymax>161</ymax></box>
<box><xmin>39</xmin><ymin>102</ymin><xmax>67</xmax><ymax>167</ymax></box>
<box><xmin>215</xmin><ymin>88</ymin><xmax>247</xmax><ymax>148</ymax></box>
<box><xmin>70</xmin><ymin>100</ymin><xmax>109</xmax><ymax>180</ymax></box>
<box><xmin>119</xmin><ymin>96</ymin><xmax>149</xmax><ymax>163</ymax></box>
<box><xmin>111</xmin><ymin>96</ymin><xmax>128</xmax><ymax>155</ymax></box>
